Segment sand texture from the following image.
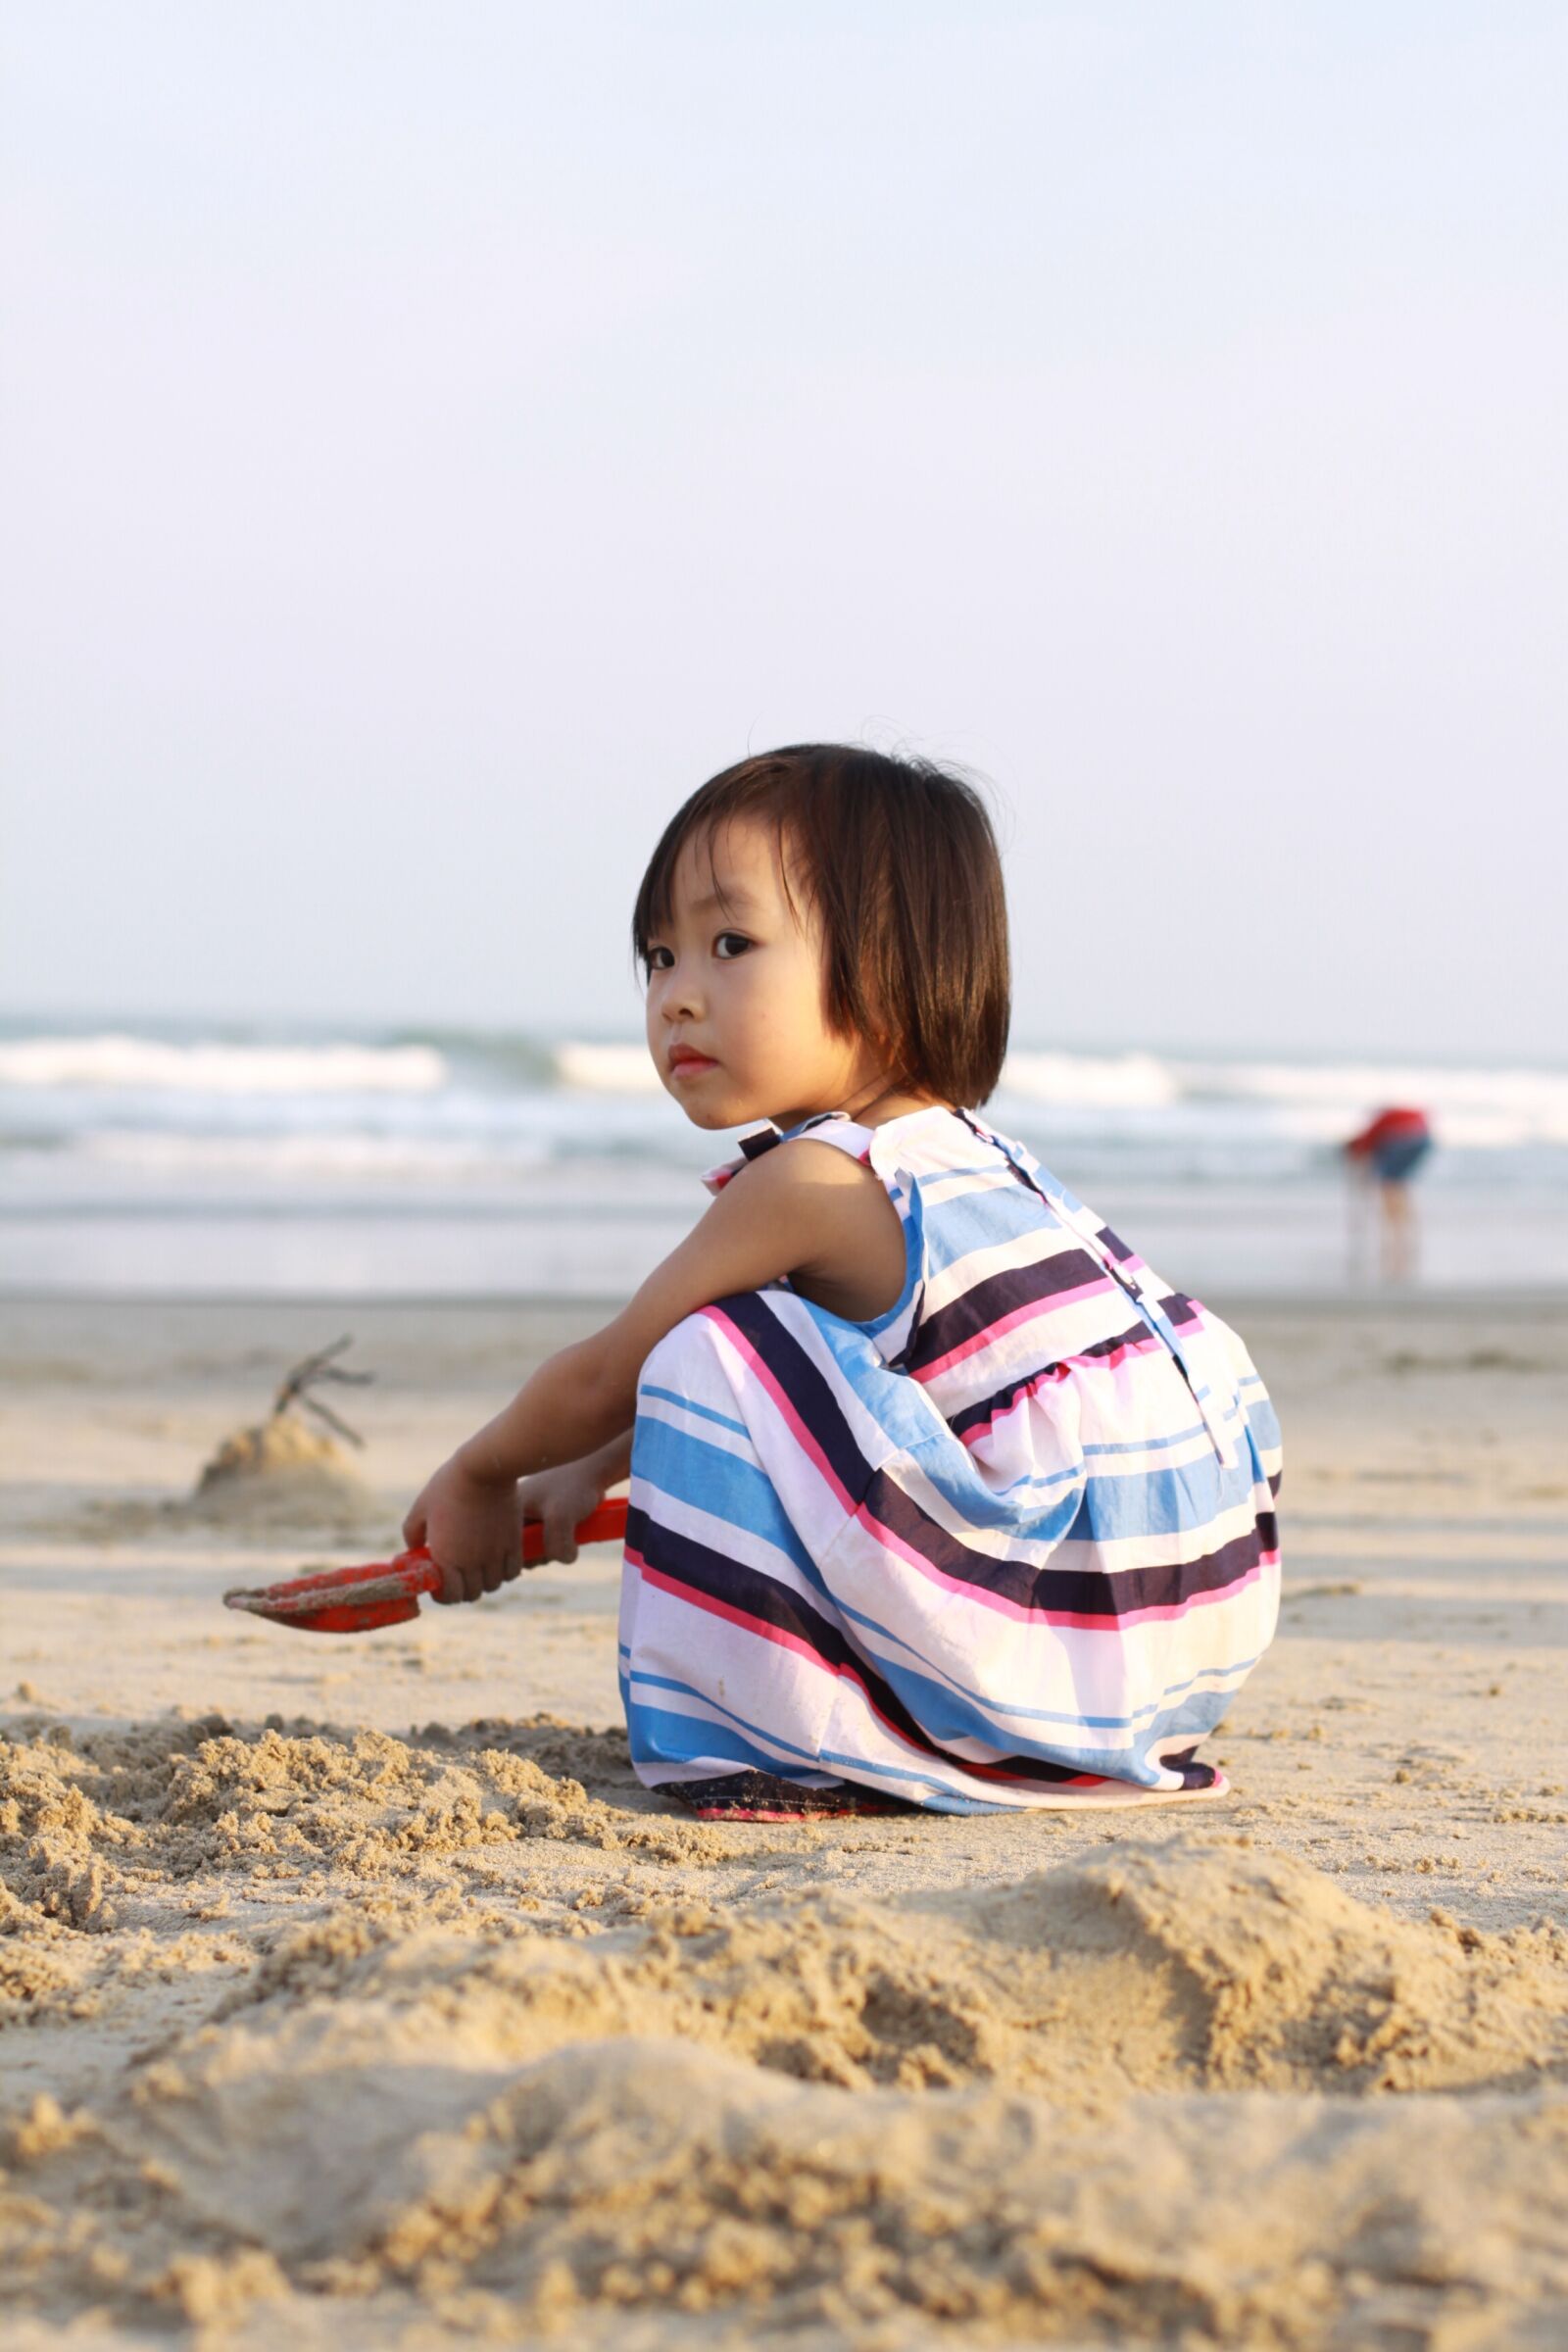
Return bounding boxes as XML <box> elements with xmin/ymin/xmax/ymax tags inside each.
<box><xmin>3</xmin><ymin>1295</ymin><xmax>1568</xmax><ymax>2348</ymax></box>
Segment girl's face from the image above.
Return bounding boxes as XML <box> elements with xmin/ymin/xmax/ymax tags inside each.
<box><xmin>643</xmin><ymin>816</ymin><xmax>889</xmax><ymax>1131</ymax></box>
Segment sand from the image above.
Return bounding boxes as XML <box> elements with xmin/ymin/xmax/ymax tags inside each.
<box><xmin>3</xmin><ymin>1294</ymin><xmax>1567</xmax><ymax>2348</ymax></box>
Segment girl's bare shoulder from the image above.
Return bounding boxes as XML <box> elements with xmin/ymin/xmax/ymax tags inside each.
<box><xmin>754</xmin><ymin>1136</ymin><xmax>906</xmax><ymax>1320</ymax></box>
<box><xmin>724</xmin><ymin>1131</ymin><xmax>887</xmax><ymax>1208</ymax></box>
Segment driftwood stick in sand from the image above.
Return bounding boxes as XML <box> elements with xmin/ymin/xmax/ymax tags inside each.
<box><xmin>270</xmin><ymin>1337</ymin><xmax>374</xmax><ymax>1450</ymax></box>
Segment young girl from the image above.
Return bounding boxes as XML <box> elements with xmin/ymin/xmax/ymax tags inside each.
<box><xmin>403</xmin><ymin>746</ymin><xmax>1282</xmax><ymax>1818</ymax></box>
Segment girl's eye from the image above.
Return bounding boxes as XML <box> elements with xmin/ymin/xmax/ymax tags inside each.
<box><xmin>645</xmin><ymin>946</ymin><xmax>674</xmax><ymax>974</ymax></box>
<box><xmin>714</xmin><ymin>933</ymin><xmax>752</xmax><ymax>960</ymax></box>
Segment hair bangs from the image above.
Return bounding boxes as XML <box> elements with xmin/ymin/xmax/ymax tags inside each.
<box><xmin>632</xmin><ymin>760</ymin><xmax>808</xmax><ymax>965</ymax></box>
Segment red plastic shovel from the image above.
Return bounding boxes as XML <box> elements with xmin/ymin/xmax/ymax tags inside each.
<box><xmin>222</xmin><ymin>1498</ymin><xmax>629</xmax><ymax>1635</ymax></box>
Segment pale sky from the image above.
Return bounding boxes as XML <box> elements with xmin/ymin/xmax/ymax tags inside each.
<box><xmin>3</xmin><ymin>2</ymin><xmax>1565</xmax><ymax>1057</ymax></box>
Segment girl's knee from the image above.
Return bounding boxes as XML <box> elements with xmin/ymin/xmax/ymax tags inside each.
<box><xmin>640</xmin><ymin>1303</ymin><xmax>728</xmax><ymax>1393</ymax></box>
<box><xmin>633</xmin><ymin>1302</ymin><xmax>767</xmax><ymax>1494</ymax></box>
<box><xmin>638</xmin><ymin>1297</ymin><xmax>764</xmax><ymax>1409</ymax></box>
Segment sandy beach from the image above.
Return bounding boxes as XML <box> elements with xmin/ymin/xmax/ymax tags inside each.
<box><xmin>4</xmin><ymin>1291</ymin><xmax>1567</xmax><ymax>2348</ymax></box>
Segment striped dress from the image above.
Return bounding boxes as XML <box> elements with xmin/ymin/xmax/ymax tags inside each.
<box><xmin>619</xmin><ymin>1104</ymin><xmax>1282</xmax><ymax>1811</ymax></box>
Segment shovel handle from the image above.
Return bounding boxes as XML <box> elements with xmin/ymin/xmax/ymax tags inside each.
<box><xmin>223</xmin><ymin>1495</ymin><xmax>630</xmax><ymax>1634</ymax></box>
<box><xmin>393</xmin><ymin>1492</ymin><xmax>632</xmax><ymax>1582</ymax></box>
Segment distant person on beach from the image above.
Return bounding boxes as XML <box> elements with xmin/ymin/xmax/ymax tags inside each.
<box><xmin>1345</xmin><ymin>1105</ymin><xmax>1434</xmax><ymax>1283</ymax></box>
<box><xmin>403</xmin><ymin>747</ymin><xmax>1283</xmax><ymax>1819</ymax></box>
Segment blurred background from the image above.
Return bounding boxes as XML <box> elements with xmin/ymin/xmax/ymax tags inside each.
<box><xmin>3</xmin><ymin>1</ymin><xmax>1565</xmax><ymax>1299</ymax></box>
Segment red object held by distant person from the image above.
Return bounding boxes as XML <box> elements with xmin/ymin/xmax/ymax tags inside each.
<box><xmin>1345</xmin><ymin>1105</ymin><xmax>1430</xmax><ymax>1158</ymax></box>
<box><xmin>222</xmin><ymin>1498</ymin><xmax>629</xmax><ymax>1635</ymax></box>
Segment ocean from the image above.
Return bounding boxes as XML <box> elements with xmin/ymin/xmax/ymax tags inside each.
<box><xmin>3</xmin><ymin>1020</ymin><xmax>1566</xmax><ymax>1301</ymax></box>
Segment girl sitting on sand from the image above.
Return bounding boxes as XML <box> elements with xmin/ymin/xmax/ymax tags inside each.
<box><xmin>403</xmin><ymin>746</ymin><xmax>1282</xmax><ymax>1818</ymax></box>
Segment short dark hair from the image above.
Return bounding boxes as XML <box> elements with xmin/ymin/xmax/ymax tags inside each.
<box><xmin>633</xmin><ymin>744</ymin><xmax>1010</xmax><ymax>1106</ymax></box>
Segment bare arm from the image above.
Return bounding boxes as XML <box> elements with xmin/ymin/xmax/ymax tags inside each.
<box><xmin>457</xmin><ymin>1145</ymin><xmax>876</xmax><ymax>1473</ymax></box>
<box><xmin>403</xmin><ymin>1141</ymin><xmax>895</xmax><ymax>1599</ymax></box>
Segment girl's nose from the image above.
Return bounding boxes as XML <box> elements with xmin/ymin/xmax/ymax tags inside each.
<box><xmin>662</xmin><ymin>965</ymin><xmax>703</xmax><ymax>1021</ymax></box>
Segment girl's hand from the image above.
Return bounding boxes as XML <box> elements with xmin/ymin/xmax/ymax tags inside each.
<box><xmin>514</xmin><ymin>1454</ymin><xmax>619</xmax><ymax>1565</ymax></box>
<box><xmin>401</xmin><ymin>1452</ymin><xmax>524</xmax><ymax>1606</ymax></box>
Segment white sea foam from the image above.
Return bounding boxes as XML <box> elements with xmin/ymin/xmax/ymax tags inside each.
<box><xmin>1174</xmin><ymin>1060</ymin><xmax>1568</xmax><ymax>1150</ymax></box>
<box><xmin>0</xmin><ymin>1035</ymin><xmax>448</xmax><ymax>1096</ymax></box>
<box><xmin>556</xmin><ymin>1042</ymin><xmax>664</xmax><ymax>1094</ymax></box>
<box><xmin>553</xmin><ymin>1039</ymin><xmax>1568</xmax><ymax>1143</ymax></box>
<box><xmin>3</xmin><ymin>1029</ymin><xmax>1566</xmax><ymax>1207</ymax></box>
<box><xmin>1000</xmin><ymin>1051</ymin><xmax>1180</xmax><ymax>1108</ymax></box>
<box><xmin>77</xmin><ymin>1130</ymin><xmax>551</xmax><ymax>1181</ymax></box>
<box><xmin>3</xmin><ymin>1025</ymin><xmax>1565</xmax><ymax>1295</ymax></box>
<box><xmin>11</xmin><ymin>1029</ymin><xmax>1566</xmax><ymax>1139</ymax></box>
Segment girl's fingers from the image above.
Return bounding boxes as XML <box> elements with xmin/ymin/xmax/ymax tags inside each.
<box><xmin>437</xmin><ymin>1556</ymin><xmax>480</xmax><ymax>1605</ymax></box>
<box><xmin>421</xmin><ymin>1502</ymin><xmax>532</xmax><ymax>1603</ymax></box>
<box><xmin>430</xmin><ymin>1551</ymin><xmax>512</xmax><ymax>1603</ymax></box>
<box><xmin>546</xmin><ymin>1511</ymin><xmax>579</xmax><ymax>1564</ymax></box>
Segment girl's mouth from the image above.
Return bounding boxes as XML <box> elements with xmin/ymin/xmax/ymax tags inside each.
<box><xmin>669</xmin><ymin>1050</ymin><xmax>718</xmax><ymax>1079</ymax></box>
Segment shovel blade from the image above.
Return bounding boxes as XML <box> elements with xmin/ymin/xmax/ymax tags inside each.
<box><xmin>221</xmin><ymin>1498</ymin><xmax>628</xmax><ymax>1635</ymax></box>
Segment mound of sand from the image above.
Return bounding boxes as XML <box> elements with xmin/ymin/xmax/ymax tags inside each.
<box><xmin>6</xmin><ymin>1719</ymin><xmax>1565</xmax><ymax>2096</ymax></box>
<box><xmin>61</xmin><ymin>1415</ymin><xmax>385</xmax><ymax>1547</ymax></box>
<box><xmin>0</xmin><ymin>1718</ymin><xmax>724</xmax><ymax>1951</ymax></box>
<box><xmin>7</xmin><ymin>1987</ymin><xmax>1568</xmax><ymax>2346</ymax></box>
<box><xmin>5</xmin><ymin>1714</ymin><xmax>1568</xmax><ymax>2346</ymax></box>
<box><xmin>175</xmin><ymin>1839</ymin><xmax>1568</xmax><ymax>2107</ymax></box>
<box><xmin>186</xmin><ymin>1416</ymin><xmax>375</xmax><ymax>1531</ymax></box>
